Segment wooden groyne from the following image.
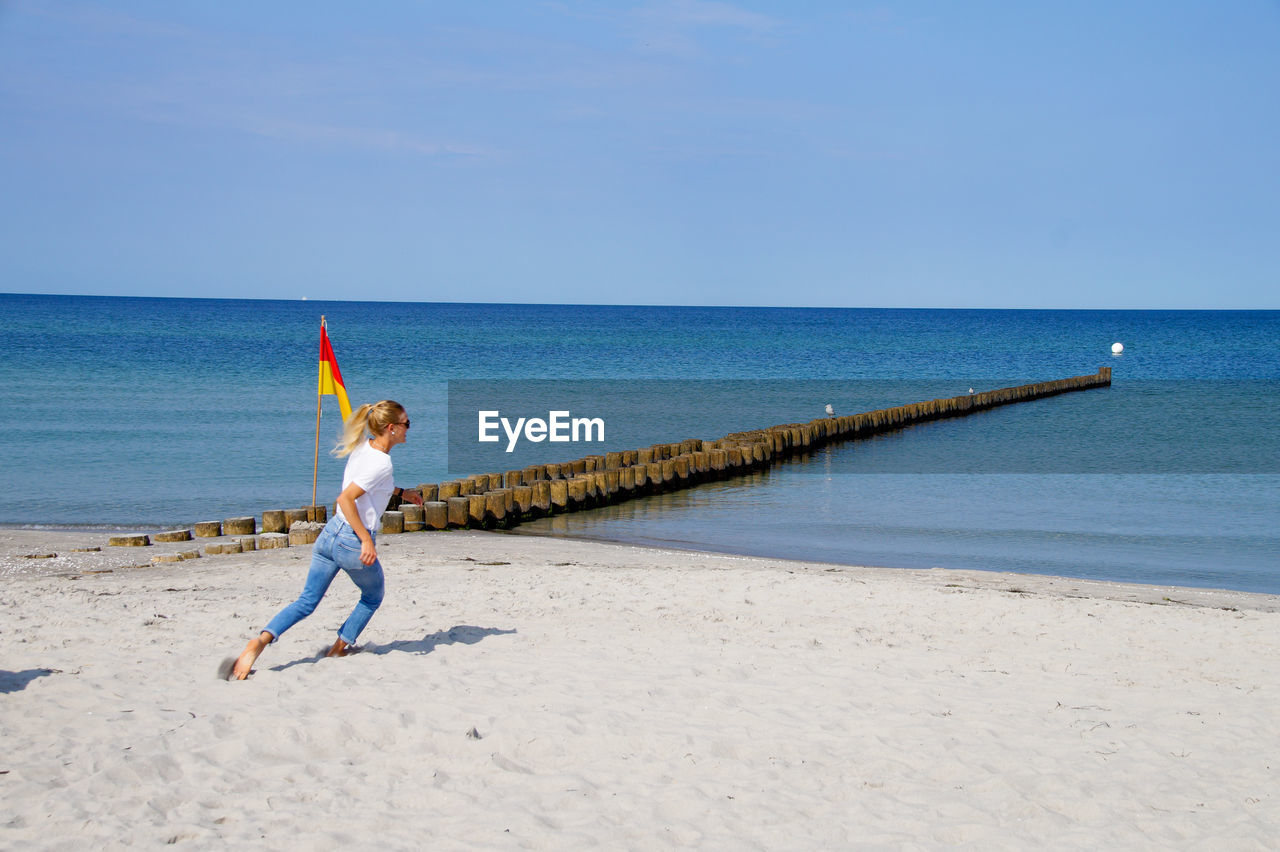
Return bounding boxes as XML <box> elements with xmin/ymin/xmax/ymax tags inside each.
<box><xmin>397</xmin><ymin>368</ymin><xmax>1111</xmax><ymax>533</ymax></box>
<box><xmin>117</xmin><ymin>368</ymin><xmax>1110</xmax><ymax>554</ymax></box>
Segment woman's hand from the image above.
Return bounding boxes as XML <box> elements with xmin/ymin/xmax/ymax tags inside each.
<box><xmin>404</xmin><ymin>489</ymin><xmax>424</xmax><ymax>506</ymax></box>
<box><xmin>359</xmin><ymin>537</ymin><xmax>378</xmax><ymax>566</ymax></box>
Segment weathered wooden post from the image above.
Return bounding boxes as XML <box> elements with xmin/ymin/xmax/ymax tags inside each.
<box><xmin>446</xmin><ymin>497</ymin><xmax>470</xmax><ymax>528</ymax></box>
<box><xmin>513</xmin><ymin>485</ymin><xmax>534</xmax><ymax>517</ymax></box>
<box><xmin>484</xmin><ymin>491</ymin><xmax>507</xmax><ymax>526</ymax></box>
<box><xmin>261</xmin><ymin>510</ymin><xmax>287</xmax><ymax>534</ymax></box>
<box><xmin>467</xmin><ymin>495</ymin><xmax>487</xmax><ymax>526</ymax></box>
<box><xmin>258</xmin><ymin>532</ymin><xmax>289</xmax><ymax>550</ymax></box>
<box><xmin>567</xmin><ymin>476</ymin><xmax>589</xmax><ymax>508</ymax></box>
<box><xmin>224</xmin><ymin>517</ymin><xmax>256</xmax><ymax>536</ymax></box>
<box><xmin>532</xmin><ymin>481</ymin><xmax>552</xmax><ymax>514</ymax></box>
<box><xmin>423</xmin><ymin>501</ymin><xmax>448</xmax><ymax>530</ymax></box>
<box><xmin>289</xmin><ymin>521</ymin><xmax>322</xmax><ymax>546</ymax></box>
<box><xmin>400</xmin><ymin>503</ymin><xmax>424</xmax><ymax>532</ymax></box>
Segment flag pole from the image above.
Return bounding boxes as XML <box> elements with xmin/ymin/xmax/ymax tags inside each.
<box><xmin>312</xmin><ymin>316</ymin><xmax>324</xmax><ymax>508</ymax></box>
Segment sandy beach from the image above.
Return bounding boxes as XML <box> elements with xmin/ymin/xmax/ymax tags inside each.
<box><xmin>2</xmin><ymin>528</ymin><xmax>1277</xmax><ymax>848</ymax></box>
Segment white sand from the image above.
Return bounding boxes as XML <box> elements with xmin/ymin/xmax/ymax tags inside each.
<box><xmin>2</xmin><ymin>528</ymin><xmax>1277</xmax><ymax>848</ymax></box>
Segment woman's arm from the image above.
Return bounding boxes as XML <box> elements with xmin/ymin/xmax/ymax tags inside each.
<box><xmin>393</xmin><ymin>486</ymin><xmax>424</xmax><ymax>506</ymax></box>
<box><xmin>336</xmin><ymin>481</ymin><xmax>378</xmax><ymax>565</ymax></box>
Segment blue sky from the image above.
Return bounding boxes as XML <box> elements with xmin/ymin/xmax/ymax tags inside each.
<box><xmin>2</xmin><ymin>1</ymin><xmax>1278</xmax><ymax>308</ymax></box>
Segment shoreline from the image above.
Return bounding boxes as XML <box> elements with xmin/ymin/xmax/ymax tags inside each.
<box><xmin>500</xmin><ymin>525</ymin><xmax>1280</xmax><ymax>611</ymax></box>
<box><xmin>4</xmin><ymin>524</ymin><xmax>1279</xmax><ymax>614</ymax></box>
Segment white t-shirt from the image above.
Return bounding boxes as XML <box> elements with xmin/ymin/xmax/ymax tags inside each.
<box><xmin>336</xmin><ymin>440</ymin><xmax>394</xmax><ymax>532</ymax></box>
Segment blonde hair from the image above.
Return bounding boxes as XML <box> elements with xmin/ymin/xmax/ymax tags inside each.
<box><xmin>333</xmin><ymin>399</ymin><xmax>406</xmax><ymax>458</ymax></box>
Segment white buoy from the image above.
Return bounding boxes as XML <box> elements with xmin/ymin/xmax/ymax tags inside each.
<box><xmin>1111</xmin><ymin>342</ymin><xmax>1124</xmax><ymax>354</ymax></box>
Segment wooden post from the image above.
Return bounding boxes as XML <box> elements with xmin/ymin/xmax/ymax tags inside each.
<box><xmin>446</xmin><ymin>497</ymin><xmax>470</xmax><ymax>528</ymax></box>
<box><xmin>400</xmin><ymin>504</ymin><xmax>425</xmax><ymax>532</ymax></box>
<box><xmin>423</xmin><ymin>502</ymin><xmax>449</xmax><ymax>530</ymax></box>
<box><xmin>223</xmin><ymin>517</ymin><xmax>256</xmax><ymax>536</ymax></box>
<box><xmin>549</xmin><ymin>480</ymin><xmax>569</xmax><ymax>510</ymax></box>
<box><xmin>485</xmin><ymin>491</ymin><xmax>507</xmax><ymax>525</ymax></box>
<box><xmin>467</xmin><ymin>495</ymin><xmax>487</xmax><ymax>526</ymax></box>
<box><xmin>532</xmin><ymin>481</ymin><xmax>551</xmax><ymax>513</ymax></box>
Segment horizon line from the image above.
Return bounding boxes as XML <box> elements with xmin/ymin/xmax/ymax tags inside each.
<box><xmin>1</xmin><ymin>290</ymin><xmax>1276</xmax><ymax>312</ymax></box>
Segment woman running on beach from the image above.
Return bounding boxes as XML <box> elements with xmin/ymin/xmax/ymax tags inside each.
<box><xmin>229</xmin><ymin>399</ymin><xmax>423</xmax><ymax>680</ymax></box>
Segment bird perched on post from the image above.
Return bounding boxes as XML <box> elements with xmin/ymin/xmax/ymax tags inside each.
<box><xmin>824</xmin><ymin>403</ymin><xmax>834</xmax><ymax>416</ymax></box>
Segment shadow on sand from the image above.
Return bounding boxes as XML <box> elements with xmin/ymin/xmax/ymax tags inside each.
<box><xmin>0</xmin><ymin>668</ymin><xmax>56</xmax><ymax>694</ymax></box>
<box><xmin>267</xmin><ymin>625</ymin><xmax>516</xmax><ymax>673</ymax></box>
<box><xmin>364</xmin><ymin>625</ymin><xmax>517</xmax><ymax>656</ymax></box>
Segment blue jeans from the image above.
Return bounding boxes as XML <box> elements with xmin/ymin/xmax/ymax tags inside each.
<box><xmin>263</xmin><ymin>516</ymin><xmax>385</xmax><ymax>645</ymax></box>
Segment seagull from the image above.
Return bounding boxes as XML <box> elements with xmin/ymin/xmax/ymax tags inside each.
<box><xmin>824</xmin><ymin>403</ymin><xmax>834</xmax><ymax>416</ymax></box>
<box><xmin>968</xmin><ymin>387</ymin><xmax>974</xmax><ymax>394</ymax></box>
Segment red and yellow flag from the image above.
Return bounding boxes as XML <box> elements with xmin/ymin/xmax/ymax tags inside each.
<box><xmin>318</xmin><ymin>318</ymin><xmax>352</xmax><ymax>421</ymax></box>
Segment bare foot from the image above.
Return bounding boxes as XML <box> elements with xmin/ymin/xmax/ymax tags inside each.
<box><xmin>325</xmin><ymin>637</ymin><xmax>350</xmax><ymax>658</ymax></box>
<box><xmin>231</xmin><ymin>632</ymin><xmax>272</xmax><ymax>680</ymax></box>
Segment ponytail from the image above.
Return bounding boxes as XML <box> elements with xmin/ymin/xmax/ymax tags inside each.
<box><xmin>332</xmin><ymin>400</ymin><xmax>405</xmax><ymax>458</ymax></box>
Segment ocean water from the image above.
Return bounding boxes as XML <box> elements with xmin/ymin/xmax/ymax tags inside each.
<box><xmin>1</xmin><ymin>294</ymin><xmax>1277</xmax><ymax>592</ymax></box>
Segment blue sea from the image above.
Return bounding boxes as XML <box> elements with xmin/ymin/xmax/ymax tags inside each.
<box><xmin>2</xmin><ymin>294</ymin><xmax>1278</xmax><ymax>593</ymax></box>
